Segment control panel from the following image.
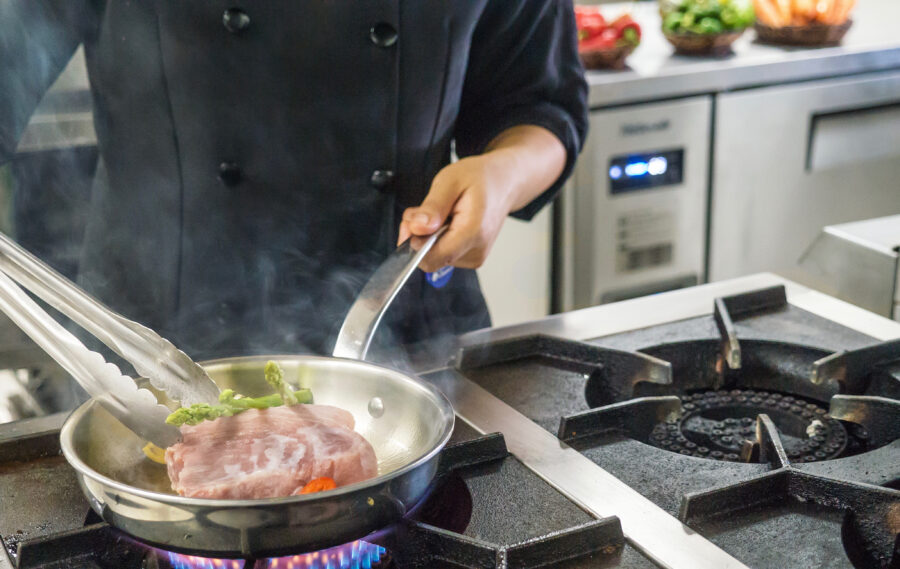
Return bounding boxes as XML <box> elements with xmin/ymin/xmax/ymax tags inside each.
<box><xmin>609</xmin><ymin>149</ymin><xmax>685</xmax><ymax>193</ymax></box>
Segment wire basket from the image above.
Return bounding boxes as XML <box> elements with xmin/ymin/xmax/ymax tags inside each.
<box><xmin>580</xmin><ymin>43</ymin><xmax>637</xmax><ymax>70</ymax></box>
<box><xmin>664</xmin><ymin>29</ymin><xmax>745</xmax><ymax>56</ymax></box>
<box><xmin>754</xmin><ymin>19</ymin><xmax>852</xmax><ymax>47</ymax></box>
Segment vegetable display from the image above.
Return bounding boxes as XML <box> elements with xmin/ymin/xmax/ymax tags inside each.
<box><xmin>752</xmin><ymin>0</ymin><xmax>854</xmax><ymax>27</ymax></box>
<box><xmin>662</xmin><ymin>0</ymin><xmax>755</xmax><ymax>34</ymax></box>
<box><xmin>165</xmin><ymin>361</ymin><xmax>312</xmax><ymax>427</ymax></box>
<box><xmin>575</xmin><ymin>6</ymin><xmax>642</xmax><ymax>50</ymax></box>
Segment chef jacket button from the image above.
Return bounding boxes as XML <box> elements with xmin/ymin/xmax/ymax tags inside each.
<box><xmin>222</xmin><ymin>8</ymin><xmax>251</xmax><ymax>34</ymax></box>
<box><xmin>369</xmin><ymin>169</ymin><xmax>395</xmax><ymax>191</ymax></box>
<box><xmin>218</xmin><ymin>161</ymin><xmax>243</xmax><ymax>186</ymax></box>
<box><xmin>369</xmin><ymin>23</ymin><xmax>398</xmax><ymax>48</ymax></box>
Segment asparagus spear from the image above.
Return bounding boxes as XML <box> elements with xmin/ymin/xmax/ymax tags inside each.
<box><xmin>264</xmin><ymin>360</ymin><xmax>299</xmax><ymax>405</ymax></box>
<box><xmin>165</xmin><ymin>361</ymin><xmax>311</xmax><ymax>427</ymax></box>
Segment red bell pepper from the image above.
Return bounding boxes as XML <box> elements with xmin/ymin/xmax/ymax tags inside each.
<box><xmin>574</xmin><ymin>6</ymin><xmax>606</xmax><ymax>41</ymax></box>
<box><xmin>610</xmin><ymin>14</ymin><xmax>641</xmax><ymax>43</ymax></box>
<box><xmin>579</xmin><ymin>30</ymin><xmax>618</xmax><ymax>51</ymax></box>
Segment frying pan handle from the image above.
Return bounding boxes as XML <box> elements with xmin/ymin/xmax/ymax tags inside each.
<box><xmin>333</xmin><ymin>226</ymin><xmax>449</xmax><ymax>361</ymax></box>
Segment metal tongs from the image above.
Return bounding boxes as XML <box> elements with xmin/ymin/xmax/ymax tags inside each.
<box><xmin>0</xmin><ymin>232</ymin><xmax>221</xmax><ymax>447</ymax></box>
<box><xmin>0</xmin><ymin>225</ymin><xmax>450</xmax><ymax>448</ymax></box>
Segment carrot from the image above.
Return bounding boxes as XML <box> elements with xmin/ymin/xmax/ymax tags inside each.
<box><xmin>822</xmin><ymin>0</ymin><xmax>840</xmax><ymax>23</ymax></box>
<box><xmin>754</xmin><ymin>0</ymin><xmax>787</xmax><ymax>26</ymax></box>
<box><xmin>832</xmin><ymin>0</ymin><xmax>856</xmax><ymax>23</ymax></box>
<box><xmin>775</xmin><ymin>0</ymin><xmax>793</xmax><ymax>22</ymax></box>
<box><xmin>792</xmin><ymin>0</ymin><xmax>816</xmax><ymax>25</ymax></box>
<box><xmin>297</xmin><ymin>477</ymin><xmax>337</xmax><ymax>494</ymax></box>
<box><xmin>824</xmin><ymin>0</ymin><xmax>853</xmax><ymax>24</ymax></box>
<box><xmin>814</xmin><ymin>0</ymin><xmax>831</xmax><ymax>23</ymax></box>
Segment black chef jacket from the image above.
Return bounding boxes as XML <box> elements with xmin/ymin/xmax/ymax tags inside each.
<box><xmin>0</xmin><ymin>2</ymin><xmax>588</xmax><ymax>360</ymax></box>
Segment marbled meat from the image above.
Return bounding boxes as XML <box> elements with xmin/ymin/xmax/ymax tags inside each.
<box><xmin>165</xmin><ymin>404</ymin><xmax>378</xmax><ymax>499</ymax></box>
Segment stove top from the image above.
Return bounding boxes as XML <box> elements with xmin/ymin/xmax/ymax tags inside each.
<box><xmin>1</xmin><ymin>274</ymin><xmax>898</xmax><ymax>569</ymax></box>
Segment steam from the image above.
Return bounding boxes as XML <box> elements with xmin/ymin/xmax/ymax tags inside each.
<box><xmin>0</xmin><ymin>42</ymin><xmax>99</xmax><ymax>415</ymax></box>
<box><xmin>0</xmin><ymin>23</ymin><xmax>482</xmax><ymax>425</ymax></box>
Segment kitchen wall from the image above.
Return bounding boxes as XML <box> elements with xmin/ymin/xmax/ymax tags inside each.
<box><xmin>477</xmin><ymin>208</ymin><xmax>552</xmax><ymax>328</ymax></box>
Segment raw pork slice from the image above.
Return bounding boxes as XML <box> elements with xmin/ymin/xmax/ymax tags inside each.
<box><xmin>165</xmin><ymin>404</ymin><xmax>378</xmax><ymax>499</ymax></box>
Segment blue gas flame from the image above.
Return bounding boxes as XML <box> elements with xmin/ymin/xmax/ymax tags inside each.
<box><xmin>163</xmin><ymin>541</ymin><xmax>386</xmax><ymax>569</ymax></box>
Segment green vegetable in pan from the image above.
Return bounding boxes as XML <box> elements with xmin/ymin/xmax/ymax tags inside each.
<box><xmin>264</xmin><ymin>360</ymin><xmax>300</xmax><ymax>406</ymax></box>
<box><xmin>165</xmin><ymin>361</ymin><xmax>312</xmax><ymax>427</ymax></box>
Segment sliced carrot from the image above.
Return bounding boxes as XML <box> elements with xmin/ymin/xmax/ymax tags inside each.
<box><xmin>298</xmin><ymin>477</ymin><xmax>337</xmax><ymax>494</ymax></box>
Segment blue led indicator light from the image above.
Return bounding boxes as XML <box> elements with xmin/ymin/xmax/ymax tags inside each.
<box><xmin>624</xmin><ymin>161</ymin><xmax>649</xmax><ymax>177</ymax></box>
<box><xmin>609</xmin><ymin>165</ymin><xmax>623</xmax><ymax>180</ymax></box>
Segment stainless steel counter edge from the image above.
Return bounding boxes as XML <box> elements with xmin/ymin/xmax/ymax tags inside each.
<box><xmin>0</xmin><ymin>411</ymin><xmax>68</xmax><ymax>445</ymax></box>
<box><xmin>588</xmin><ymin>46</ymin><xmax>900</xmax><ymax>108</ymax></box>
<box><xmin>458</xmin><ymin>272</ymin><xmax>900</xmax><ymax>347</ymax></box>
<box><xmin>437</xmin><ymin>273</ymin><xmax>900</xmax><ymax>569</ymax></box>
<box><xmin>429</xmin><ymin>370</ymin><xmax>750</xmax><ymax>569</ymax></box>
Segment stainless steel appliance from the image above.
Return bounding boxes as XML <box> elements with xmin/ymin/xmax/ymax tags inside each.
<box><xmin>800</xmin><ymin>214</ymin><xmax>900</xmax><ymax>320</ymax></box>
<box><xmin>559</xmin><ymin>70</ymin><xmax>900</xmax><ymax>312</ymax></box>
<box><xmin>555</xmin><ymin>1</ymin><xmax>900</xmax><ymax>313</ymax></box>
<box><xmin>709</xmin><ymin>71</ymin><xmax>900</xmax><ymax>284</ymax></box>
<box><xmin>558</xmin><ymin>96</ymin><xmax>712</xmax><ymax>310</ymax></box>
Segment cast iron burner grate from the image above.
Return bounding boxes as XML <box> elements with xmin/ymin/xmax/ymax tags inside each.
<box><xmin>648</xmin><ymin>388</ymin><xmax>848</xmax><ymax>462</ymax></box>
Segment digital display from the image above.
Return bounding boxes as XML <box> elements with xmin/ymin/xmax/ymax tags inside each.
<box><xmin>608</xmin><ymin>149</ymin><xmax>684</xmax><ymax>194</ymax></box>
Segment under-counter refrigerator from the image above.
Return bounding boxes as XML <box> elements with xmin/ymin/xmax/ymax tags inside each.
<box><xmin>557</xmin><ymin>96</ymin><xmax>712</xmax><ymax>310</ymax></box>
<box><xmin>709</xmin><ymin>70</ymin><xmax>900</xmax><ymax>284</ymax></box>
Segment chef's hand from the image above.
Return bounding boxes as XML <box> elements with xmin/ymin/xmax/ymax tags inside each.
<box><xmin>398</xmin><ymin>125</ymin><xmax>566</xmax><ymax>273</ymax></box>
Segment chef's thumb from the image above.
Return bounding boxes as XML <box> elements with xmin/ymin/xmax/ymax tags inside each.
<box><xmin>405</xmin><ymin>178</ymin><xmax>459</xmax><ymax>235</ymax></box>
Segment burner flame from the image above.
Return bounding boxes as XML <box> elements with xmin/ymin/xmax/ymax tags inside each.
<box><xmin>264</xmin><ymin>541</ymin><xmax>387</xmax><ymax>569</ymax></box>
<box><xmin>162</xmin><ymin>541</ymin><xmax>386</xmax><ymax>569</ymax></box>
<box><xmin>164</xmin><ymin>554</ymin><xmax>244</xmax><ymax>569</ymax></box>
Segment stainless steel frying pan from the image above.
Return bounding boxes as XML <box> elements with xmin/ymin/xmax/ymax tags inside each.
<box><xmin>61</xmin><ymin>354</ymin><xmax>454</xmax><ymax>557</ymax></box>
<box><xmin>0</xmin><ymin>228</ymin><xmax>455</xmax><ymax>557</ymax></box>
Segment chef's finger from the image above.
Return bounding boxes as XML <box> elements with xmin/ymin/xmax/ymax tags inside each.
<box><xmin>418</xmin><ymin>197</ymin><xmax>483</xmax><ymax>273</ymax></box>
<box><xmin>403</xmin><ymin>173</ymin><xmax>462</xmax><ymax>236</ymax></box>
<box><xmin>397</xmin><ymin>222</ymin><xmax>412</xmax><ymax>246</ymax></box>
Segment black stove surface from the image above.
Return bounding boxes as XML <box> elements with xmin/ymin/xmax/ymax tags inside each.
<box><xmin>456</xmin><ymin>288</ymin><xmax>900</xmax><ymax>569</ymax></box>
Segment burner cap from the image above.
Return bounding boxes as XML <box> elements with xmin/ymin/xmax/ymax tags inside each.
<box><xmin>648</xmin><ymin>389</ymin><xmax>848</xmax><ymax>463</ymax></box>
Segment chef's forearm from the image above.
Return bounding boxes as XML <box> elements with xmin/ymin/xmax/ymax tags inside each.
<box><xmin>483</xmin><ymin>125</ymin><xmax>567</xmax><ymax>214</ymax></box>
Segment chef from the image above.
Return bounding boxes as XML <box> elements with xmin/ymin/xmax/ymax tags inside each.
<box><xmin>0</xmin><ymin>2</ymin><xmax>588</xmax><ymax>359</ymax></box>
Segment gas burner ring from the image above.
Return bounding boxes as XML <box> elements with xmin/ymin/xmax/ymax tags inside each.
<box><xmin>649</xmin><ymin>389</ymin><xmax>848</xmax><ymax>463</ymax></box>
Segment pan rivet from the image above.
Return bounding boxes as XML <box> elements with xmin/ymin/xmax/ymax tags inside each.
<box><xmin>368</xmin><ymin>397</ymin><xmax>385</xmax><ymax>418</ymax></box>
<box><xmin>367</xmin><ymin>497</ymin><xmax>375</xmax><ymax>506</ymax></box>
